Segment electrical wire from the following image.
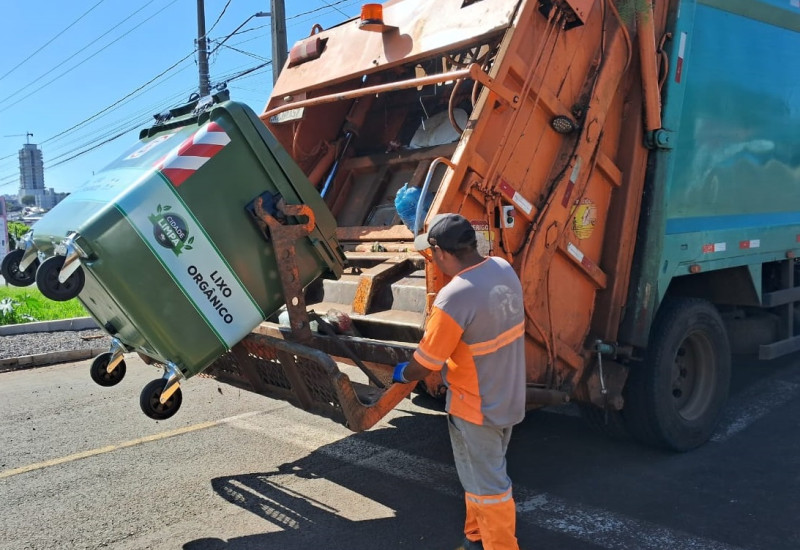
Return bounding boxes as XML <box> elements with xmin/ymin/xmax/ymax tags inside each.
<box><xmin>36</xmin><ymin>51</ymin><xmax>195</xmax><ymax>146</ymax></box>
<box><xmin>318</xmin><ymin>0</ymin><xmax>350</xmax><ymax>17</ymax></box>
<box><xmin>0</xmin><ymin>0</ymin><xmax>108</xmax><ymax>82</ymax></box>
<box><xmin>288</xmin><ymin>0</ymin><xmax>355</xmax><ymax>21</ymax></box>
<box><xmin>205</xmin><ymin>0</ymin><xmax>232</xmax><ymax>36</ymax></box>
<box><xmin>288</xmin><ymin>0</ymin><xmax>362</xmax><ymax>32</ymax></box>
<box><xmin>0</xmin><ymin>0</ymin><xmax>176</xmax><ymax>110</ymax></box>
<box><xmin>0</xmin><ymin>53</ymin><xmax>197</xmax><ymax>187</ymax></box>
<box><xmin>216</xmin><ymin>44</ymin><xmax>270</xmax><ymax>62</ymax></box>
<box><xmin>1</xmin><ymin>0</ymin><xmax>362</xmax><ymax>188</ymax></box>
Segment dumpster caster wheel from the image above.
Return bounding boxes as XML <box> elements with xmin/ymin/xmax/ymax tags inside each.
<box><xmin>140</xmin><ymin>379</ymin><xmax>182</xmax><ymax>420</ymax></box>
<box><xmin>1</xmin><ymin>249</ymin><xmax>39</xmax><ymax>287</ymax></box>
<box><xmin>36</xmin><ymin>255</ymin><xmax>85</xmax><ymax>301</ymax></box>
<box><xmin>89</xmin><ymin>352</ymin><xmax>126</xmax><ymax>387</ymax></box>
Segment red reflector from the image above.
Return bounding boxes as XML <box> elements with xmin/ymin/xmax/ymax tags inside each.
<box><xmin>288</xmin><ymin>36</ymin><xmax>325</xmax><ymax>68</ymax></box>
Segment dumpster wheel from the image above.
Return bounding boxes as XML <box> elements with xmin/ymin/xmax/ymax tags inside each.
<box><xmin>140</xmin><ymin>379</ymin><xmax>183</xmax><ymax>420</ymax></box>
<box><xmin>36</xmin><ymin>255</ymin><xmax>85</xmax><ymax>301</ymax></box>
<box><xmin>1</xmin><ymin>249</ymin><xmax>39</xmax><ymax>287</ymax></box>
<box><xmin>89</xmin><ymin>352</ymin><xmax>127</xmax><ymax>387</ymax></box>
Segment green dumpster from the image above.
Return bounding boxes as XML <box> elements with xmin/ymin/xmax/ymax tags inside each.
<box><xmin>20</xmin><ymin>93</ymin><xmax>345</xmax><ymax>418</ymax></box>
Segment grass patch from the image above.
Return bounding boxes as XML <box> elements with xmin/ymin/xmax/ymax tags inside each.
<box><xmin>0</xmin><ymin>285</ymin><xmax>87</xmax><ymax>326</ymax></box>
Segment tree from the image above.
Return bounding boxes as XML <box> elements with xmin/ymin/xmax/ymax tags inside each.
<box><xmin>21</xmin><ymin>195</ymin><xmax>35</xmax><ymax>206</ymax></box>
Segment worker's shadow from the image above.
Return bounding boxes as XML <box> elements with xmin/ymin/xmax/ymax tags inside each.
<box><xmin>182</xmin><ymin>401</ymin><xmax>655</xmax><ymax>550</ymax></box>
<box><xmin>183</xmin><ymin>412</ymin><xmax>464</xmax><ymax>550</ymax></box>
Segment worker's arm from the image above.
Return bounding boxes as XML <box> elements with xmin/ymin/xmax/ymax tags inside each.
<box><xmin>392</xmin><ymin>356</ymin><xmax>434</xmax><ymax>384</ymax></box>
<box><xmin>392</xmin><ymin>305</ymin><xmax>463</xmax><ymax>384</ymax></box>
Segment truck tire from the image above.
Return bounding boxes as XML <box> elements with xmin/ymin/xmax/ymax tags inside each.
<box><xmin>622</xmin><ymin>297</ymin><xmax>730</xmax><ymax>452</ymax></box>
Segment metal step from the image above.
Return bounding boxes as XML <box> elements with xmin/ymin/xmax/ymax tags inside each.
<box><xmin>315</xmin><ymin>265</ymin><xmax>427</xmax><ymax>315</ymax></box>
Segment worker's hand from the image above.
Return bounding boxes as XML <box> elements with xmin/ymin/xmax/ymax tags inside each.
<box><xmin>392</xmin><ymin>361</ymin><xmax>410</xmax><ymax>384</ymax></box>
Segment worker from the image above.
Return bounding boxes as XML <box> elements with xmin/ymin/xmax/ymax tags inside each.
<box><xmin>393</xmin><ymin>213</ymin><xmax>526</xmax><ymax>550</ymax></box>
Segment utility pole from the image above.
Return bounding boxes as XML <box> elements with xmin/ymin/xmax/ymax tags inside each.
<box><xmin>270</xmin><ymin>0</ymin><xmax>288</xmax><ymax>84</ymax></box>
<box><xmin>196</xmin><ymin>0</ymin><xmax>211</xmax><ymax>96</ymax></box>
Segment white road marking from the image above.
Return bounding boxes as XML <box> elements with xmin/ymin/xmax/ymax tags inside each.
<box><xmin>712</xmin><ymin>377</ymin><xmax>800</xmax><ymax>442</ymax></box>
<box><xmin>232</xmin><ymin>415</ymin><xmax>745</xmax><ymax>550</ymax></box>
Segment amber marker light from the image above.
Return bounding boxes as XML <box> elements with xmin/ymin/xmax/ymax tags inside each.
<box><xmin>360</xmin><ymin>4</ymin><xmax>388</xmax><ymax>32</ymax></box>
<box><xmin>689</xmin><ymin>264</ymin><xmax>702</xmax><ymax>274</ymax></box>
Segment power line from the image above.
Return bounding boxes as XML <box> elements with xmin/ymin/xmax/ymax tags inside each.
<box><xmin>43</xmin><ymin>85</ymin><xmax>193</xmax><ymax>164</ymax></box>
<box><xmin>0</xmin><ymin>0</ymin><xmax>364</xmax><ymax>191</ymax></box>
<box><xmin>42</xmin><ymin>64</ymin><xmax>197</xmax><ymax>153</ymax></box>
<box><xmin>286</xmin><ymin>1</ymin><xmax>363</xmax><ymax>34</ymax></box>
<box><xmin>288</xmin><ymin>0</ymin><xmax>354</xmax><ymax>21</ymax></box>
<box><xmin>39</xmin><ymin>51</ymin><xmax>196</xmax><ymax>145</ymax></box>
<box><xmin>0</xmin><ymin>0</ymin><xmax>175</xmax><ymax>110</ymax></box>
<box><xmin>205</xmin><ymin>0</ymin><xmax>232</xmax><ymax>36</ymax></box>
<box><xmin>0</xmin><ymin>54</ymin><xmax>197</xmax><ymax>187</ymax></box>
<box><xmin>218</xmin><ymin>61</ymin><xmax>272</xmax><ymax>85</ymax></box>
<box><xmin>0</xmin><ymin>0</ymin><xmax>108</xmax><ymax>82</ymax></box>
<box><xmin>318</xmin><ymin>0</ymin><xmax>350</xmax><ymax>18</ymax></box>
<box><xmin>0</xmin><ymin>0</ymin><xmax>159</xmax><ymax>104</ymax></box>
<box><xmin>216</xmin><ymin>44</ymin><xmax>270</xmax><ymax>62</ymax></box>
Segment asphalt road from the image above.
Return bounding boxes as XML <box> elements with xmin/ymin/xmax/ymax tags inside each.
<box><xmin>1</xmin><ymin>353</ymin><xmax>799</xmax><ymax>550</ymax></box>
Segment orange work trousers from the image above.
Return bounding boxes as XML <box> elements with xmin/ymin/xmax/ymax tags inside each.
<box><xmin>464</xmin><ymin>489</ymin><xmax>519</xmax><ymax>550</ymax></box>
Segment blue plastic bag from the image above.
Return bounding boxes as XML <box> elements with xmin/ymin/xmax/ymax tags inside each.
<box><xmin>394</xmin><ymin>184</ymin><xmax>432</xmax><ymax>231</ymax></box>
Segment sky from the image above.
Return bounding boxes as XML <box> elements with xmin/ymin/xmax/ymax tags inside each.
<box><xmin>0</xmin><ymin>0</ymin><xmax>364</xmax><ymax>196</ymax></box>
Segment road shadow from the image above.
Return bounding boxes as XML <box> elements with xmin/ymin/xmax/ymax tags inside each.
<box><xmin>184</xmin><ymin>355</ymin><xmax>800</xmax><ymax>549</ymax></box>
<box><xmin>182</xmin><ymin>405</ymin><xmax>663</xmax><ymax>550</ymax></box>
<box><xmin>185</xmin><ymin>412</ymin><xmax>464</xmax><ymax>550</ymax></box>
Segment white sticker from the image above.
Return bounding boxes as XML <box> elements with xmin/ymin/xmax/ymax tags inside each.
<box><xmin>125</xmin><ymin>133</ymin><xmax>176</xmax><ymax>160</ymax></box>
<box><xmin>567</xmin><ymin>242</ymin><xmax>584</xmax><ymax>263</ymax></box>
<box><xmin>115</xmin><ymin>173</ymin><xmax>263</xmax><ymax>348</ymax></box>
<box><xmin>513</xmin><ymin>191</ymin><xmax>533</xmax><ymax>215</ymax></box>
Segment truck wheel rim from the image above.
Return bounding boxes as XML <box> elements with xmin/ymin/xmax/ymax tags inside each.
<box><xmin>671</xmin><ymin>330</ymin><xmax>715</xmax><ymax>422</ymax></box>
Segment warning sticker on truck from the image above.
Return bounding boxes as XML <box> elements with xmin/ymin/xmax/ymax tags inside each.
<box><xmin>471</xmin><ymin>220</ymin><xmax>493</xmax><ymax>256</ymax></box>
<box><xmin>114</xmin><ymin>173</ymin><xmax>264</xmax><ymax>348</ymax></box>
<box><xmin>572</xmin><ymin>198</ymin><xmax>597</xmax><ymax>240</ymax></box>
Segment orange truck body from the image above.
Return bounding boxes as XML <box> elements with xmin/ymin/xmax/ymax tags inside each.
<box><xmin>206</xmin><ymin>0</ymin><xmax>800</xmax><ymax>451</ymax></box>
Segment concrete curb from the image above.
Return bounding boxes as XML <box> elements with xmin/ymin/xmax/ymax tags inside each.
<box><xmin>0</xmin><ymin>317</ymin><xmax>99</xmax><ymax>336</ymax></box>
<box><xmin>0</xmin><ymin>317</ymin><xmax>104</xmax><ymax>373</ymax></box>
<box><xmin>0</xmin><ymin>347</ymin><xmax>109</xmax><ymax>374</ymax></box>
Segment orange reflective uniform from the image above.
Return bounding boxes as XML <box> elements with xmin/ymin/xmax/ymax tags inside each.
<box><xmin>414</xmin><ymin>256</ymin><xmax>526</xmax><ymax>550</ymax></box>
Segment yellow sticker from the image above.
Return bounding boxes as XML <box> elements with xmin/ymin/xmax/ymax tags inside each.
<box><xmin>471</xmin><ymin>220</ymin><xmax>493</xmax><ymax>256</ymax></box>
<box><xmin>572</xmin><ymin>199</ymin><xmax>597</xmax><ymax>240</ymax></box>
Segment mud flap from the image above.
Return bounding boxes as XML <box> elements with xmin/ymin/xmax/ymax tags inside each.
<box><xmin>204</xmin><ymin>332</ymin><xmax>415</xmax><ymax>431</ymax></box>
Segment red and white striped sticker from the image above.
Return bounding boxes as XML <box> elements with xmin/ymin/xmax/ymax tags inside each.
<box><xmin>675</xmin><ymin>32</ymin><xmax>687</xmax><ymax>83</ymax></box>
<box><xmin>498</xmin><ymin>179</ymin><xmax>533</xmax><ymax>217</ymax></box>
<box><xmin>567</xmin><ymin>242</ymin><xmax>597</xmax><ymax>272</ymax></box>
<box><xmin>702</xmin><ymin>242</ymin><xmax>726</xmax><ymax>254</ymax></box>
<box><xmin>739</xmin><ymin>239</ymin><xmax>761</xmax><ymax>249</ymax></box>
<box><xmin>155</xmin><ymin>121</ymin><xmax>231</xmax><ymax>187</ymax></box>
<box><xmin>561</xmin><ymin>156</ymin><xmax>583</xmax><ymax>207</ymax></box>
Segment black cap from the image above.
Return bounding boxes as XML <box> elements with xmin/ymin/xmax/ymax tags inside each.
<box><xmin>414</xmin><ymin>213</ymin><xmax>476</xmax><ymax>252</ymax></box>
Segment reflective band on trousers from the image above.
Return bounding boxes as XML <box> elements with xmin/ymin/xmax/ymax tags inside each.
<box><xmin>465</xmin><ymin>488</ymin><xmax>513</xmax><ymax>506</ymax></box>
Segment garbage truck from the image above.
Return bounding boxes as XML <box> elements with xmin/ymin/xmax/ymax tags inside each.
<box><xmin>196</xmin><ymin>0</ymin><xmax>800</xmax><ymax>453</ymax></box>
<box><xmin>7</xmin><ymin>0</ymin><xmax>798</xmax><ymax>452</ymax></box>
